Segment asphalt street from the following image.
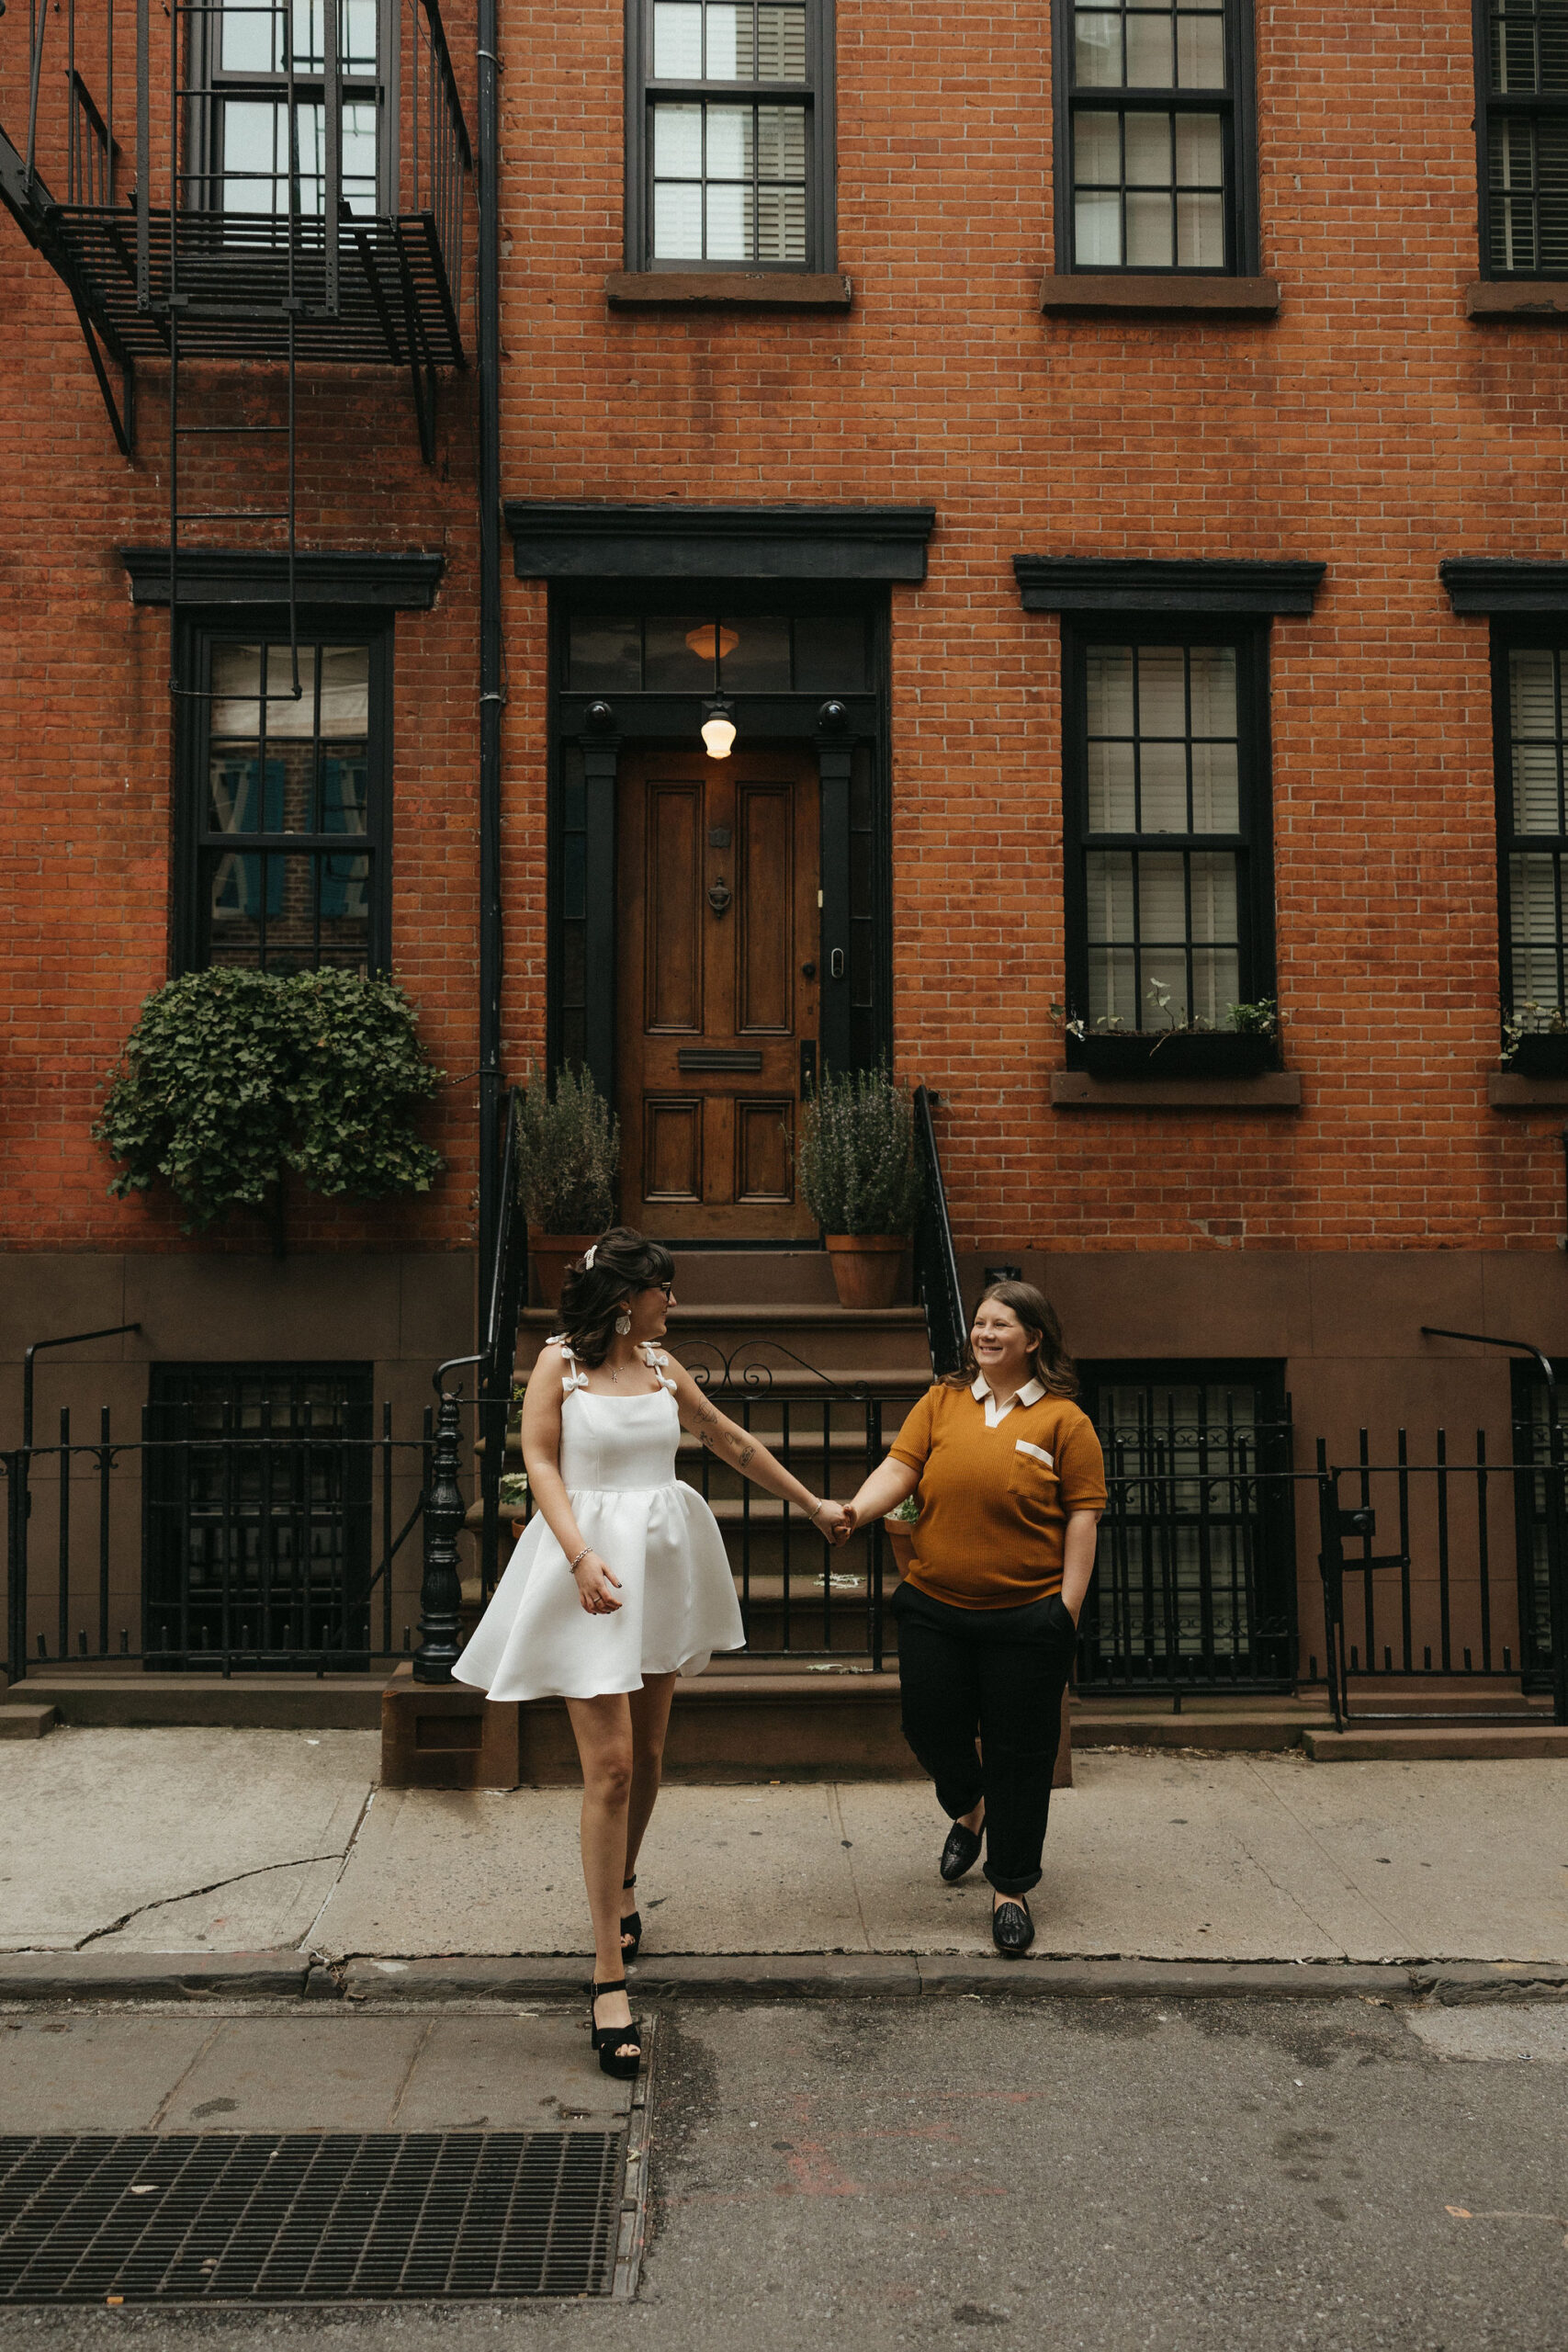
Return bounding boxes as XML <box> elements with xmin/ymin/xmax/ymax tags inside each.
<box><xmin>0</xmin><ymin>1993</ymin><xmax>1563</xmax><ymax>2351</ymax></box>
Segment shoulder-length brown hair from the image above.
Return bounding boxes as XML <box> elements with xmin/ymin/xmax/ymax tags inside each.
<box><xmin>554</xmin><ymin>1227</ymin><xmax>675</xmax><ymax>1368</ymax></box>
<box><xmin>942</xmin><ymin>1279</ymin><xmax>1079</xmax><ymax>1399</ymax></box>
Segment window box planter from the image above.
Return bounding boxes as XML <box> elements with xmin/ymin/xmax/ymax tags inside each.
<box><xmin>1074</xmin><ymin>1033</ymin><xmax>1279</xmax><ymax>1080</ymax></box>
<box><xmin>1506</xmin><ymin>1034</ymin><xmax>1568</xmax><ymax>1079</ymax></box>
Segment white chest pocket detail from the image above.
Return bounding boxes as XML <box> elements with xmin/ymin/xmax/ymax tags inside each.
<box><xmin>1014</xmin><ymin>1439</ymin><xmax>1055</xmax><ymax>1469</ymax></box>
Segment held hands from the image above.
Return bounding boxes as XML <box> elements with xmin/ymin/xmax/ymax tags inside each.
<box><xmin>572</xmin><ymin>1551</ymin><xmax>624</xmax><ymax>1614</ymax></box>
<box><xmin>811</xmin><ymin>1498</ymin><xmax>853</xmax><ymax>1546</ymax></box>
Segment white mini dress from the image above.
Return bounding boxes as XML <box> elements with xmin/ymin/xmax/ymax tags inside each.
<box><xmin>453</xmin><ymin>1342</ymin><xmax>745</xmax><ymax>1703</ymax></box>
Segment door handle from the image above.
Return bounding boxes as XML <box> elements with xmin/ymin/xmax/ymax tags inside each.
<box><xmin>800</xmin><ymin>1039</ymin><xmax>818</xmax><ymax>1095</ymax></box>
<box><xmin>829</xmin><ymin>948</ymin><xmax>845</xmax><ymax>980</ymax></box>
<box><xmin>707</xmin><ymin>877</ymin><xmax>732</xmax><ymax>917</ymax></box>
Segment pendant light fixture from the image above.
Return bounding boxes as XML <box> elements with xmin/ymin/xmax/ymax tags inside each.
<box><xmin>701</xmin><ymin>695</ymin><xmax>737</xmax><ymax>758</ymax></box>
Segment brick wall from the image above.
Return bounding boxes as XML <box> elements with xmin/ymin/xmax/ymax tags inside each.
<box><xmin>496</xmin><ymin>0</ymin><xmax>1568</xmax><ymax>1256</ymax></box>
<box><xmin>0</xmin><ymin>15</ymin><xmax>482</xmax><ymax>1259</ymax></box>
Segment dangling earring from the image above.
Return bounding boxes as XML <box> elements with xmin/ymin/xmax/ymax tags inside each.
<box><xmin>615</xmin><ymin>1310</ymin><xmax>633</xmax><ymax>1337</ymax></box>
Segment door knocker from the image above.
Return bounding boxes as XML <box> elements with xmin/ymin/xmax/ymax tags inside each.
<box><xmin>707</xmin><ymin>877</ymin><xmax>732</xmax><ymax>917</ymax></box>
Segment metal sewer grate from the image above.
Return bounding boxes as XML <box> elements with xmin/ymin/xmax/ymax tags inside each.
<box><xmin>0</xmin><ymin>2132</ymin><xmax>626</xmax><ymax>2303</ymax></box>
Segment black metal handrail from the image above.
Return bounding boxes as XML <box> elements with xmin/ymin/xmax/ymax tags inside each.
<box><xmin>912</xmin><ymin>1084</ymin><xmax>964</xmax><ymax>1376</ymax></box>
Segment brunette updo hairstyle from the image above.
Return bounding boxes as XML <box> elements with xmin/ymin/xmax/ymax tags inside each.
<box><xmin>554</xmin><ymin>1227</ymin><xmax>675</xmax><ymax>1368</ymax></box>
<box><xmin>942</xmin><ymin>1278</ymin><xmax>1079</xmax><ymax>1400</ymax></box>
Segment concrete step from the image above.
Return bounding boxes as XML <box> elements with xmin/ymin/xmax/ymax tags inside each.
<box><xmin>1303</xmin><ymin>1724</ymin><xmax>1568</xmax><ymax>1760</ymax></box>
<box><xmin>16</xmin><ymin>1672</ymin><xmax>387</xmax><ymax>1730</ymax></box>
<box><xmin>0</xmin><ymin>1702</ymin><xmax>57</xmax><ymax>1739</ymax></box>
<box><xmin>1074</xmin><ymin>1706</ymin><xmax>1334</xmax><ymax>1752</ymax></box>
<box><xmin>520</xmin><ymin>1302</ymin><xmax>933</xmax><ymax>1385</ymax></box>
<box><xmin>1331</xmin><ymin>1686</ymin><xmax>1551</xmax><ymax>1716</ymax></box>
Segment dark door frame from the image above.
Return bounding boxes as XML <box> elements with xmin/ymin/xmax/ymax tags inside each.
<box><xmin>543</xmin><ymin>580</ymin><xmax>896</xmax><ymax>1112</ymax></box>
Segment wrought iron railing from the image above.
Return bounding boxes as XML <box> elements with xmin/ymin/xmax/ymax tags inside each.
<box><xmin>912</xmin><ymin>1084</ymin><xmax>964</xmax><ymax>1376</ymax></box>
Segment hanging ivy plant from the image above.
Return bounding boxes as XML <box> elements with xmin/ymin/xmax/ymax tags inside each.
<box><xmin>95</xmin><ymin>968</ymin><xmax>445</xmax><ymax>1233</ymax></box>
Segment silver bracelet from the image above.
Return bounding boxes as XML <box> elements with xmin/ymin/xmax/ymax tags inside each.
<box><xmin>568</xmin><ymin>1544</ymin><xmax>591</xmax><ymax>1574</ymax></box>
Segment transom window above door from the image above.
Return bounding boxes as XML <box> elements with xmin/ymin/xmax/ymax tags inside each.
<box><xmin>1055</xmin><ymin>0</ymin><xmax>1258</xmax><ymax>273</ymax></box>
<box><xmin>1064</xmin><ymin>628</ymin><xmax>1275</xmax><ymax>1037</ymax></box>
<box><xmin>629</xmin><ymin>0</ymin><xmax>836</xmax><ymax>271</ymax></box>
<box><xmin>566</xmin><ymin>609</ymin><xmax>868</xmax><ymax>693</ymax></box>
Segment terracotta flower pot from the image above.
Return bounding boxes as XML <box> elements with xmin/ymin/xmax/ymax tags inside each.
<box><xmin>886</xmin><ymin>1524</ymin><xmax>917</xmax><ymax>1576</ymax></box>
<box><xmin>529</xmin><ymin>1231</ymin><xmax>597</xmax><ymax>1308</ymax></box>
<box><xmin>824</xmin><ymin>1233</ymin><xmax>907</xmax><ymax>1309</ymax></box>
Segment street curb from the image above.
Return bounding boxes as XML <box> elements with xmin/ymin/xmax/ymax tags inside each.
<box><xmin>3</xmin><ymin>1951</ymin><xmax>1564</xmax><ymax>2007</ymax></box>
<box><xmin>0</xmin><ymin>1951</ymin><xmax>310</xmax><ymax>2002</ymax></box>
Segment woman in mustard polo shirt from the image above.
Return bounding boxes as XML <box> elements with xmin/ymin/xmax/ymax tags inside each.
<box><xmin>841</xmin><ymin>1280</ymin><xmax>1105</xmax><ymax>1956</ymax></box>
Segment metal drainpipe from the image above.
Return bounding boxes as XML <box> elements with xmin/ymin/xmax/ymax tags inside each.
<box><xmin>475</xmin><ymin>0</ymin><xmax>504</xmax><ymax>1318</ymax></box>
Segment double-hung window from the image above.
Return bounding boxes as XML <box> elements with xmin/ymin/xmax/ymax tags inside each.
<box><xmin>627</xmin><ymin>0</ymin><xmax>835</xmax><ymax>270</ymax></box>
<box><xmin>1495</xmin><ymin>631</ymin><xmax>1568</xmax><ymax>1026</ymax></box>
<box><xmin>176</xmin><ymin>626</ymin><xmax>391</xmax><ymax>974</ymax></box>
<box><xmin>1054</xmin><ymin>0</ymin><xmax>1257</xmax><ymax>273</ymax></box>
<box><xmin>1476</xmin><ymin>0</ymin><xmax>1568</xmax><ymax>276</ymax></box>
<box><xmin>202</xmin><ymin>0</ymin><xmax>379</xmax><ymax>218</ymax></box>
<box><xmin>1064</xmin><ymin>627</ymin><xmax>1273</xmax><ymax>1036</ymax></box>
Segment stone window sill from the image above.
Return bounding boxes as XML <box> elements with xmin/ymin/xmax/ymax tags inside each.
<box><xmin>606</xmin><ymin>271</ymin><xmax>852</xmax><ymax>311</ymax></box>
<box><xmin>1051</xmin><ymin>1071</ymin><xmax>1302</xmax><ymax>1109</ymax></box>
<box><xmin>1039</xmin><ymin>273</ymin><xmax>1280</xmax><ymax>317</ymax></box>
<box><xmin>1466</xmin><ymin>281</ymin><xmax>1568</xmax><ymax>321</ymax></box>
<box><xmin>1488</xmin><ymin>1072</ymin><xmax>1568</xmax><ymax>1107</ymax></box>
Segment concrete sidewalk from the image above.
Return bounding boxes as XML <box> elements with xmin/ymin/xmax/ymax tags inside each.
<box><xmin>3</xmin><ymin>1727</ymin><xmax>1566</xmax><ymax>1965</ymax></box>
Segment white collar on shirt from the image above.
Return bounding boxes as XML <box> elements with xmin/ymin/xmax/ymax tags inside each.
<box><xmin>970</xmin><ymin>1371</ymin><xmax>1046</xmax><ymax>1429</ymax></box>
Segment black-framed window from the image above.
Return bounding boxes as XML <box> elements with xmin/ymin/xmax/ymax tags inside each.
<box><xmin>1052</xmin><ymin>0</ymin><xmax>1258</xmax><ymax>273</ymax></box>
<box><xmin>1475</xmin><ymin>0</ymin><xmax>1568</xmax><ymax>277</ymax></box>
<box><xmin>1063</xmin><ymin>625</ymin><xmax>1273</xmax><ymax>1035</ymax></box>
<box><xmin>175</xmin><ymin>620</ymin><xmax>392</xmax><ymax>974</ymax></box>
<box><xmin>626</xmin><ymin>0</ymin><xmax>837</xmax><ymax>270</ymax></box>
<box><xmin>1492</xmin><ymin>628</ymin><xmax>1568</xmax><ymax>1022</ymax></box>
<box><xmin>197</xmin><ymin>0</ymin><xmax>380</xmax><ymax>217</ymax></box>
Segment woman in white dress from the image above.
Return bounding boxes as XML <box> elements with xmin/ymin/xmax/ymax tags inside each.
<box><xmin>455</xmin><ymin>1227</ymin><xmax>850</xmax><ymax>2077</ymax></box>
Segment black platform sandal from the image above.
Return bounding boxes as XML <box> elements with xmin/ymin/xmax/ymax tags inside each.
<box><xmin>588</xmin><ymin>1980</ymin><xmax>644</xmax><ymax>2079</ymax></box>
<box><xmin>620</xmin><ymin>1874</ymin><xmax>642</xmax><ymax>1960</ymax></box>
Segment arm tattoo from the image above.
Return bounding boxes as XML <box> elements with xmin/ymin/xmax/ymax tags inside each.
<box><xmin>695</xmin><ymin>1399</ymin><xmax>720</xmax><ymax>1428</ymax></box>
<box><xmin>734</xmin><ymin>1441</ymin><xmax>756</xmax><ymax>1470</ymax></box>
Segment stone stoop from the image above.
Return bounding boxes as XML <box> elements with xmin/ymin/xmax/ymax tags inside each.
<box><xmin>0</xmin><ymin>1701</ymin><xmax>57</xmax><ymax>1739</ymax></box>
<box><xmin>1303</xmin><ymin>1723</ymin><xmax>1568</xmax><ymax>1761</ymax></box>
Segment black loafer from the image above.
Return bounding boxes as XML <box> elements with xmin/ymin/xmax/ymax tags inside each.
<box><xmin>940</xmin><ymin>1821</ymin><xmax>984</xmax><ymax>1883</ymax></box>
<box><xmin>991</xmin><ymin>1896</ymin><xmax>1034</xmax><ymax>1957</ymax></box>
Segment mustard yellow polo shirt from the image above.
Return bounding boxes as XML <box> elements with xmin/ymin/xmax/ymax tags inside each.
<box><xmin>888</xmin><ymin>1375</ymin><xmax>1108</xmax><ymax>1609</ymax></box>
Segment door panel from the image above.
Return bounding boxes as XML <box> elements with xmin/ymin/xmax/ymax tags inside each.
<box><xmin>619</xmin><ymin>747</ymin><xmax>819</xmax><ymax>1239</ymax></box>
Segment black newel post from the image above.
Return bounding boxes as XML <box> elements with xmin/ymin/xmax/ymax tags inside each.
<box><xmin>413</xmin><ymin>1385</ymin><xmax>467</xmax><ymax>1684</ymax></box>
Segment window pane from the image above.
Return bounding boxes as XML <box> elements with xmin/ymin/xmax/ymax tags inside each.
<box><xmin>1139</xmin><ymin>739</ymin><xmax>1187</xmax><ymax>831</ymax></box>
<box><xmin>719</xmin><ymin>616</ymin><xmax>792</xmax><ymax>689</ymax></box>
<box><xmin>1076</xmin><ymin>11</ymin><xmax>1124</xmax><ymax>85</ymax></box>
<box><xmin>1125</xmin><ymin>11</ymin><xmax>1174</xmax><ymax>86</ymax></box>
<box><xmin>654</xmin><ymin>101</ymin><xmax>705</xmax><ymax>175</ymax></box>
<box><xmin>1076</xmin><ymin>189</ymin><xmax>1122</xmax><ymax>265</ymax></box>
<box><xmin>1088</xmin><ymin>741</ymin><xmax>1136</xmax><ymax>831</ymax></box>
<box><xmin>220</xmin><ymin>0</ymin><xmax>277</xmax><ymax>74</ymax></box>
<box><xmin>1137</xmin><ymin>644</ymin><xmax>1187</xmax><ymax>733</ymax></box>
<box><xmin>793</xmin><ymin>612</ymin><xmax>869</xmax><ymax>691</ymax></box>
<box><xmin>1190</xmin><ymin>740</ymin><xmax>1239</xmax><ymax>831</ymax></box>
<box><xmin>757</xmin><ymin>4</ymin><xmax>807</xmax><ymax>77</ymax></box>
<box><xmin>754</xmin><ymin>184</ymin><xmax>807</xmax><ymax>258</ymax></box>
<box><xmin>1075</xmin><ymin>107</ymin><xmax>1122</xmax><ymax>184</ymax></box>
<box><xmin>1124</xmin><ymin>110</ymin><xmax>1171</xmax><ymax>184</ymax></box>
<box><xmin>653</xmin><ymin>180</ymin><xmax>705</xmax><ymax>256</ymax></box>
<box><xmin>645</xmin><ymin>616</ymin><xmax>718</xmax><ymax>689</ymax></box>
<box><xmin>706</xmin><ymin>103</ymin><xmax>752</xmax><ymax>176</ymax></box>
<box><xmin>569</xmin><ymin>617</ymin><xmax>642</xmax><ymax>690</ymax></box>
<box><xmin>706</xmin><ymin>181</ymin><xmax>750</xmax><ymax>256</ymax></box>
<box><xmin>1177</xmin><ymin>7</ymin><xmax>1226</xmax><ymax>87</ymax></box>
<box><xmin>1086</xmin><ymin>645</ymin><xmax>1135</xmax><ymax>734</ymax></box>
<box><xmin>1087</xmin><ymin>850</ymin><xmax>1136</xmax><ymax>943</ymax></box>
<box><xmin>1126</xmin><ymin>190</ymin><xmax>1173</xmax><ymax>266</ymax></box>
<box><xmin>1175</xmin><ymin>109</ymin><xmax>1223</xmax><ymax>181</ymax></box>
<box><xmin>1510</xmin><ymin>853</ymin><xmax>1565</xmax><ymax>1006</ymax></box>
<box><xmin>756</xmin><ymin>103</ymin><xmax>806</xmax><ymax>176</ymax></box>
<box><xmin>1188</xmin><ymin>643</ymin><xmax>1237</xmax><ymax>734</ymax></box>
<box><xmin>1177</xmin><ymin>189</ymin><xmax>1224</xmax><ymax>265</ymax></box>
<box><xmin>321</xmin><ymin>753</ymin><xmax>368</xmax><ymax>835</ymax></box>
<box><xmin>705</xmin><ymin>2</ymin><xmax>747</xmax><ymax>76</ymax></box>
<box><xmin>654</xmin><ymin>0</ymin><xmax>704</xmax><ymax>76</ymax></box>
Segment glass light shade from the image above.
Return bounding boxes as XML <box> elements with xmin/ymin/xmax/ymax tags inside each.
<box><xmin>685</xmin><ymin>622</ymin><xmax>740</xmax><ymax>660</ymax></box>
<box><xmin>701</xmin><ymin>711</ymin><xmax>737</xmax><ymax>758</ymax></box>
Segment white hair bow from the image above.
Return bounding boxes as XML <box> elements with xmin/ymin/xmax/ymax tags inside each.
<box><xmin>582</xmin><ymin>1244</ymin><xmax>597</xmax><ymax>1269</ymax></box>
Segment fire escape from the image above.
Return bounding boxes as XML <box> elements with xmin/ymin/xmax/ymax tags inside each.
<box><xmin>0</xmin><ymin>0</ymin><xmax>470</xmax><ymax>685</ymax></box>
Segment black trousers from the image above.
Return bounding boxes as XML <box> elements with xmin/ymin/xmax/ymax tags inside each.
<box><xmin>891</xmin><ymin>1581</ymin><xmax>1077</xmax><ymax>1896</ymax></box>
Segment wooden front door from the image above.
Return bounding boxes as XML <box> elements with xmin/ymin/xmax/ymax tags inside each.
<box><xmin>617</xmin><ymin>746</ymin><xmax>820</xmax><ymax>1240</ymax></box>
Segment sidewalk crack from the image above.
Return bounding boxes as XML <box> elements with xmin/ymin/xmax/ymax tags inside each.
<box><xmin>73</xmin><ymin>1856</ymin><xmax>348</xmax><ymax>1951</ymax></box>
<box><xmin>299</xmin><ymin>1785</ymin><xmax>377</xmax><ymax>1955</ymax></box>
<box><xmin>1239</xmin><ymin>1756</ymin><xmax>1405</xmax><ymax>1940</ymax></box>
<box><xmin>826</xmin><ymin>1783</ymin><xmax>873</xmax><ymax>1953</ymax></box>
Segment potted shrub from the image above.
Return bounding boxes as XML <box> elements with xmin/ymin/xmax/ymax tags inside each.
<box><xmin>886</xmin><ymin>1490</ymin><xmax>919</xmax><ymax>1576</ymax></box>
<box><xmin>798</xmin><ymin>1065</ymin><xmax>924</xmax><ymax>1309</ymax></box>
<box><xmin>1503</xmin><ymin>1003</ymin><xmax>1568</xmax><ymax>1078</ymax></box>
<box><xmin>94</xmin><ymin>967</ymin><xmax>444</xmax><ymax>1243</ymax></box>
<box><xmin>516</xmin><ymin>1060</ymin><xmax>620</xmax><ymax>1306</ymax></box>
